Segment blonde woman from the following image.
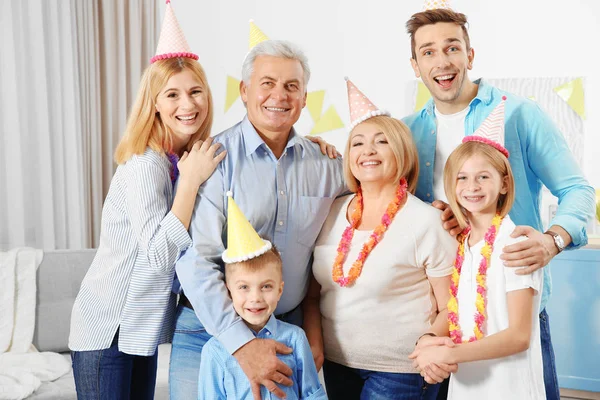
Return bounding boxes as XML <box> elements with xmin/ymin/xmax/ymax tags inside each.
<box><xmin>68</xmin><ymin>6</ymin><xmax>226</xmax><ymax>396</ymax></box>
<box><xmin>303</xmin><ymin>79</ymin><xmax>457</xmax><ymax>400</ymax></box>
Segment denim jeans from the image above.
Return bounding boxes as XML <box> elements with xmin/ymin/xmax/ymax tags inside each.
<box><xmin>436</xmin><ymin>309</ymin><xmax>561</xmax><ymax>400</ymax></box>
<box><xmin>169</xmin><ymin>303</ymin><xmax>303</xmax><ymax>400</ymax></box>
<box><xmin>323</xmin><ymin>359</ymin><xmax>439</xmax><ymax>400</ymax></box>
<box><xmin>71</xmin><ymin>333</ymin><xmax>157</xmax><ymax>400</ymax></box>
<box><xmin>540</xmin><ymin>309</ymin><xmax>560</xmax><ymax>400</ymax></box>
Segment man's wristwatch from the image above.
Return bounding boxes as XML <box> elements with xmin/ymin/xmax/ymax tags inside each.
<box><xmin>545</xmin><ymin>230</ymin><xmax>565</xmax><ymax>253</ymax></box>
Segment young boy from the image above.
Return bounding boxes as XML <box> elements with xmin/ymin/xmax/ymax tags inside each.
<box><xmin>197</xmin><ymin>193</ymin><xmax>326</xmax><ymax>400</ymax></box>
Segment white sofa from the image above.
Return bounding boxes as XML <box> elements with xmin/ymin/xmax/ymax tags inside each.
<box><xmin>29</xmin><ymin>249</ymin><xmax>171</xmax><ymax>399</ymax></box>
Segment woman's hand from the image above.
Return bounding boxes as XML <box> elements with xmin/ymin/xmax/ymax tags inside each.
<box><xmin>309</xmin><ymin>340</ymin><xmax>324</xmax><ymax>372</ymax></box>
<box><xmin>410</xmin><ymin>344</ymin><xmax>455</xmax><ymax>384</ymax></box>
<box><xmin>177</xmin><ymin>137</ymin><xmax>227</xmax><ymax>190</ymax></box>
<box><xmin>306</xmin><ymin>135</ymin><xmax>341</xmax><ymax>159</ymax></box>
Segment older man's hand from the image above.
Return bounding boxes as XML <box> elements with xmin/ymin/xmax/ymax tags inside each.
<box><xmin>234</xmin><ymin>338</ymin><xmax>293</xmax><ymax>400</ymax></box>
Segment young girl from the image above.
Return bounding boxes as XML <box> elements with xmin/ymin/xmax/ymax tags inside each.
<box><xmin>68</xmin><ymin>3</ymin><xmax>226</xmax><ymax>398</ymax></box>
<box><xmin>410</xmin><ymin>98</ymin><xmax>546</xmax><ymax>399</ymax></box>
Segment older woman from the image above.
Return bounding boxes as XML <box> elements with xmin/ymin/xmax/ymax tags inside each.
<box><xmin>303</xmin><ymin>79</ymin><xmax>457</xmax><ymax>400</ymax></box>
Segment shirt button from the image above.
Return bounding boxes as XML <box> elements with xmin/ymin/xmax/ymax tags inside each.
<box><xmin>425</xmin><ymin>162</ymin><xmax>431</xmax><ymax>167</ymax></box>
<box><xmin>426</xmin><ymin>193</ymin><xmax>431</xmax><ymax>197</ymax></box>
<box><xmin>278</xmin><ymin>221</ymin><xmax>284</xmax><ymax>226</ymax></box>
<box><xmin>431</xmin><ymin>130</ymin><xmax>435</xmax><ymax>135</ymax></box>
<box><xmin>265</xmin><ymin>331</ymin><xmax>271</xmax><ymax>336</ymax></box>
<box><xmin>279</xmin><ymin>190</ymin><xmax>285</xmax><ymax>195</ymax></box>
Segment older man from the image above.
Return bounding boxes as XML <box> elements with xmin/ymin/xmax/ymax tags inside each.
<box><xmin>169</xmin><ymin>40</ymin><xmax>345</xmax><ymax>400</ymax></box>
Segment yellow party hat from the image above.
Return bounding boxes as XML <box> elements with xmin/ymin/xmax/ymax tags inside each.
<box><xmin>222</xmin><ymin>191</ymin><xmax>272</xmax><ymax>263</ymax></box>
<box><xmin>249</xmin><ymin>19</ymin><xmax>269</xmax><ymax>50</ymax></box>
<box><xmin>422</xmin><ymin>0</ymin><xmax>453</xmax><ymax>11</ymax></box>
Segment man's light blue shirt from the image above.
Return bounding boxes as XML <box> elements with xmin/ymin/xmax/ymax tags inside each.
<box><xmin>198</xmin><ymin>315</ymin><xmax>327</xmax><ymax>400</ymax></box>
<box><xmin>403</xmin><ymin>78</ymin><xmax>595</xmax><ymax>310</ymax></box>
<box><xmin>175</xmin><ymin>116</ymin><xmax>345</xmax><ymax>354</ymax></box>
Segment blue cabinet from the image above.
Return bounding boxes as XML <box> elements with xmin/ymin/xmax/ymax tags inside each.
<box><xmin>546</xmin><ymin>248</ymin><xmax>600</xmax><ymax>392</ymax></box>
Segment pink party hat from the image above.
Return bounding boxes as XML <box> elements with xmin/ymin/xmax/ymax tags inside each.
<box><xmin>463</xmin><ymin>96</ymin><xmax>509</xmax><ymax>158</ymax></box>
<box><xmin>422</xmin><ymin>0</ymin><xmax>453</xmax><ymax>11</ymax></box>
<box><xmin>151</xmin><ymin>0</ymin><xmax>198</xmax><ymax>64</ymax></box>
<box><xmin>345</xmin><ymin>77</ymin><xmax>390</xmax><ymax>131</ymax></box>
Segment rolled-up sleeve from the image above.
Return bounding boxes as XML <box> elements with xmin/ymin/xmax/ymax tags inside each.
<box><xmin>123</xmin><ymin>156</ymin><xmax>192</xmax><ymax>275</ymax></box>
<box><xmin>525</xmin><ymin>104</ymin><xmax>595</xmax><ymax>249</ymax></box>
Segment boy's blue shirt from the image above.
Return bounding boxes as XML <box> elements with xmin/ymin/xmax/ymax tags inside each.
<box><xmin>198</xmin><ymin>315</ymin><xmax>327</xmax><ymax>400</ymax></box>
<box><xmin>403</xmin><ymin>78</ymin><xmax>595</xmax><ymax>310</ymax></box>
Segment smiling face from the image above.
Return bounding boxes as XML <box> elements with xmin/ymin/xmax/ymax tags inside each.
<box><xmin>240</xmin><ymin>55</ymin><xmax>307</xmax><ymax>139</ymax></box>
<box><xmin>155</xmin><ymin>69</ymin><xmax>209</xmax><ymax>152</ymax></box>
<box><xmin>455</xmin><ymin>154</ymin><xmax>508</xmax><ymax>220</ymax></box>
<box><xmin>226</xmin><ymin>260</ymin><xmax>284</xmax><ymax>332</ymax></box>
<box><xmin>348</xmin><ymin>121</ymin><xmax>398</xmax><ymax>187</ymax></box>
<box><xmin>410</xmin><ymin>22</ymin><xmax>474</xmax><ymax>113</ymax></box>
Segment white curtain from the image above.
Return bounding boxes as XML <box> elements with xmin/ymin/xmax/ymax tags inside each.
<box><xmin>0</xmin><ymin>0</ymin><xmax>157</xmax><ymax>250</ymax></box>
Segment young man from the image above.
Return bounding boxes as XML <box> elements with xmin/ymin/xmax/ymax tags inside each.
<box><xmin>403</xmin><ymin>6</ymin><xmax>595</xmax><ymax>400</ymax></box>
<box><xmin>198</xmin><ymin>193</ymin><xmax>326</xmax><ymax>399</ymax></box>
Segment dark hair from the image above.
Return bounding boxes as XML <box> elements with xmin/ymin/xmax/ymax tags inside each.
<box><xmin>406</xmin><ymin>9</ymin><xmax>470</xmax><ymax>59</ymax></box>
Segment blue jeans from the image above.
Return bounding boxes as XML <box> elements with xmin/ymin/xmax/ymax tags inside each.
<box><xmin>323</xmin><ymin>359</ymin><xmax>439</xmax><ymax>400</ymax></box>
<box><xmin>540</xmin><ymin>309</ymin><xmax>560</xmax><ymax>400</ymax></box>
<box><xmin>169</xmin><ymin>304</ymin><xmax>303</xmax><ymax>400</ymax></box>
<box><xmin>435</xmin><ymin>309</ymin><xmax>560</xmax><ymax>400</ymax></box>
<box><xmin>71</xmin><ymin>333</ymin><xmax>157</xmax><ymax>400</ymax></box>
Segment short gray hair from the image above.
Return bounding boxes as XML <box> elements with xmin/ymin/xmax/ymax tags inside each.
<box><xmin>241</xmin><ymin>40</ymin><xmax>311</xmax><ymax>91</ymax></box>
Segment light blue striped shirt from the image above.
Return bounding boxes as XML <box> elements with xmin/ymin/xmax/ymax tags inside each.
<box><xmin>69</xmin><ymin>148</ymin><xmax>192</xmax><ymax>356</ymax></box>
<box><xmin>198</xmin><ymin>315</ymin><xmax>327</xmax><ymax>399</ymax></box>
<box><xmin>175</xmin><ymin>116</ymin><xmax>345</xmax><ymax>354</ymax></box>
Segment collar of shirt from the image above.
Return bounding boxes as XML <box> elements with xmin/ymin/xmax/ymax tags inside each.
<box><xmin>241</xmin><ymin>116</ymin><xmax>306</xmax><ymax>159</ymax></box>
<box><xmin>422</xmin><ymin>78</ymin><xmax>494</xmax><ymax>117</ymax></box>
<box><xmin>254</xmin><ymin>314</ymin><xmax>279</xmax><ymax>339</ymax></box>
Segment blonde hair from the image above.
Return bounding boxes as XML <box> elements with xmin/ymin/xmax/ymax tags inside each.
<box><xmin>225</xmin><ymin>246</ymin><xmax>283</xmax><ymax>281</ymax></box>
<box><xmin>114</xmin><ymin>58</ymin><xmax>214</xmax><ymax>164</ymax></box>
<box><xmin>443</xmin><ymin>141</ymin><xmax>515</xmax><ymax>229</ymax></box>
<box><xmin>343</xmin><ymin>116</ymin><xmax>419</xmax><ymax>194</ymax></box>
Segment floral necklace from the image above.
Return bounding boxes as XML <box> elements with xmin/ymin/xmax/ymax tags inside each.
<box><xmin>448</xmin><ymin>214</ymin><xmax>503</xmax><ymax>343</ymax></box>
<box><xmin>166</xmin><ymin>152</ymin><xmax>179</xmax><ymax>184</ymax></box>
<box><xmin>331</xmin><ymin>178</ymin><xmax>408</xmax><ymax>287</ymax></box>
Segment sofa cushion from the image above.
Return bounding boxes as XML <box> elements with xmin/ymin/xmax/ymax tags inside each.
<box><xmin>33</xmin><ymin>249</ymin><xmax>96</xmax><ymax>353</ymax></box>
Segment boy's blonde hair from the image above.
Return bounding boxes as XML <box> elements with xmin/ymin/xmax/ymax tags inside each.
<box><xmin>114</xmin><ymin>57</ymin><xmax>214</xmax><ymax>164</ymax></box>
<box><xmin>225</xmin><ymin>246</ymin><xmax>283</xmax><ymax>281</ymax></box>
<box><xmin>444</xmin><ymin>141</ymin><xmax>515</xmax><ymax>229</ymax></box>
<box><xmin>343</xmin><ymin>116</ymin><xmax>420</xmax><ymax>194</ymax></box>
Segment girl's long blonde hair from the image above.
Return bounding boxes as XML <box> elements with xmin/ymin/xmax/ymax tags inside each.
<box><xmin>114</xmin><ymin>58</ymin><xmax>213</xmax><ymax>164</ymax></box>
<box><xmin>444</xmin><ymin>141</ymin><xmax>515</xmax><ymax>230</ymax></box>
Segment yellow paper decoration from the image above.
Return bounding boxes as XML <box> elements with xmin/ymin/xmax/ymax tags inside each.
<box><xmin>414</xmin><ymin>81</ymin><xmax>432</xmax><ymax>112</ymax></box>
<box><xmin>224</xmin><ymin>76</ymin><xmax>241</xmax><ymax>113</ymax></box>
<box><xmin>553</xmin><ymin>77</ymin><xmax>585</xmax><ymax>119</ymax></box>
<box><xmin>223</xmin><ymin>192</ymin><xmax>271</xmax><ymax>262</ymax></box>
<box><xmin>310</xmin><ymin>105</ymin><xmax>344</xmax><ymax>135</ymax></box>
<box><xmin>249</xmin><ymin>20</ymin><xmax>269</xmax><ymax>50</ymax></box>
<box><xmin>422</xmin><ymin>0</ymin><xmax>453</xmax><ymax>10</ymax></box>
<box><xmin>306</xmin><ymin>90</ymin><xmax>325</xmax><ymax>123</ymax></box>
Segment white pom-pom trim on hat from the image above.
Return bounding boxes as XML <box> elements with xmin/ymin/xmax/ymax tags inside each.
<box><xmin>221</xmin><ymin>240</ymin><xmax>272</xmax><ymax>264</ymax></box>
<box><xmin>348</xmin><ymin>109</ymin><xmax>391</xmax><ymax>131</ymax></box>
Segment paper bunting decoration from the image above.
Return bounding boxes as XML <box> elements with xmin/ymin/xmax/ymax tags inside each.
<box><xmin>422</xmin><ymin>0</ymin><xmax>453</xmax><ymax>10</ymax></box>
<box><xmin>553</xmin><ymin>77</ymin><xmax>585</xmax><ymax>119</ymax></box>
<box><xmin>249</xmin><ymin>19</ymin><xmax>269</xmax><ymax>50</ymax></box>
<box><xmin>414</xmin><ymin>81</ymin><xmax>432</xmax><ymax>111</ymax></box>
<box><xmin>224</xmin><ymin>76</ymin><xmax>241</xmax><ymax>112</ymax></box>
<box><xmin>306</xmin><ymin>90</ymin><xmax>326</xmax><ymax>123</ymax></box>
<box><xmin>310</xmin><ymin>105</ymin><xmax>344</xmax><ymax>135</ymax></box>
